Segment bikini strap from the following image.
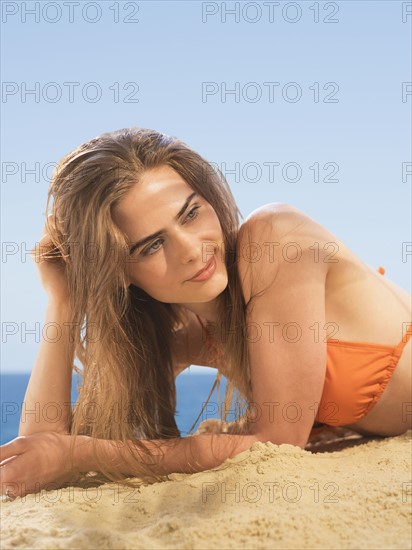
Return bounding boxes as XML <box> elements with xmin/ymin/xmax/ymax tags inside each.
<box><xmin>376</xmin><ymin>267</ymin><xmax>411</xmax><ymax>354</ymax></box>
<box><xmin>396</xmin><ymin>322</ymin><xmax>412</xmax><ymax>354</ymax></box>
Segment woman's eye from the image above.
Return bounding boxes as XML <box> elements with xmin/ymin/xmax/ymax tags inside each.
<box><xmin>143</xmin><ymin>239</ymin><xmax>163</xmax><ymax>256</ymax></box>
<box><xmin>142</xmin><ymin>205</ymin><xmax>201</xmax><ymax>256</ymax></box>
<box><xmin>185</xmin><ymin>205</ymin><xmax>200</xmax><ymax>222</ymax></box>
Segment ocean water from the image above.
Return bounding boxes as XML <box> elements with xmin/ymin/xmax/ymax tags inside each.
<box><xmin>0</xmin><ymin>372</ymin><xmax>232</xmax><ymax>445</ymax></box>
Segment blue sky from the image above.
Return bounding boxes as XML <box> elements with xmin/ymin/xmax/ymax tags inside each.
<box><xmin>1</xmin><ymin>0</ymin><xmax>411</xmax><ymax>373</ymax></box>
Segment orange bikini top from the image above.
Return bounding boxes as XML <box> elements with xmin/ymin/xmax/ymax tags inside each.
<box><xmin>316</xmin><ymin>324</ymin><xmax>412</xmax><ymax>426</ymax></box>
<box><xmin>196</xmin><ymin>266</ymin><xmax>412</xmax><ymax>429</ymax></box>
<box><xmin>316</xmin><ymin>266</ymin><xmax>412</xmax><ymax>426</ymax></box>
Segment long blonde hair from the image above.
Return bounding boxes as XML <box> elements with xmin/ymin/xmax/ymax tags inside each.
<box><xmin>42</xmin><ymin>127</ymin><xmax>253</xmax><ymax>487</ymax></box>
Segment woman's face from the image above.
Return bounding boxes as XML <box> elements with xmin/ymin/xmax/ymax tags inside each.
<box><xmin>113</xmin><ymin>165</ymin><xmax>228</xmax><ymax>305</ymax></box>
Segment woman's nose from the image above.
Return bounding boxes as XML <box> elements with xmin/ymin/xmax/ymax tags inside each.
<box><xmin>175</xmin><ymin>232</ymin><xmax>202</xmax><ymax>263</ymax></box>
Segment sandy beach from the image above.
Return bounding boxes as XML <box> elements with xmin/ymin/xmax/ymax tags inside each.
<box><xmin>1</xmin><ymin>428</ymin><xmax>411</xmax><ymax>550</ymax></box>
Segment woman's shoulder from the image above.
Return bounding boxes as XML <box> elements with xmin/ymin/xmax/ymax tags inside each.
<box><xmin>238</xmin><ymin>202</ymin><xmax>335</xmax><ymax>244</ymax></box>
<box><xmin>237</xmin><ymin>203</ymin><xmax>411</xmax><ymax>339</ymax></box>
<box><xmin>236</xmin><ymin>202</ymin><xmax>339</xmax><ymax>304</ymax></box>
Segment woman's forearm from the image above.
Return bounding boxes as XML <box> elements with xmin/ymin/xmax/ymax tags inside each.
<box><xmin>73</xmin><ymin>432</ymin><xmax>260</xmax><ymax>477</ymax></box>
<box><xmin>19</xmin><ymin>300</ymin><xmax>75</xmax><ymax>436</ymax></box>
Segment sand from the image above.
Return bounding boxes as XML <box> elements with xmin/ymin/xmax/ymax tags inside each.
<box><xmin>1</xmin><ymin>428</ymin><xmax>411</xmax><ymax>550</ymax></box>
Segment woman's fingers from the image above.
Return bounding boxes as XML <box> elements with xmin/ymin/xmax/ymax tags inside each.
<box><xmin>1</xmin><ymin>433</ymin><xmax>81</xmax><ymax>499</ymax></box>
<box><xmin>0</xmin><ymin>446</ymin><xmax>24</xmax><ymax>499</ymax></box>
<box><xmin>0</xmin><ymin>456</ymin><xmax>19</xmax><ymax>468</ymax></box>
<box><xmin>29</xmin><ymin>219</ymin><xmax>70</xmax><ymax>301</ymax></box>
<box><xmin>31</xmin><ymin>234</ymin><xmax>59</xmax><ymax>261</ymax></box>
<box><xmin>0</xmin><ymin>437</ymin><xmax>26</xmax><ymax>463</ymax></box>
<box><xmin>30</xmin><ymin>215</ymin><xmax>65</xmax><ymax>263</ymax></box>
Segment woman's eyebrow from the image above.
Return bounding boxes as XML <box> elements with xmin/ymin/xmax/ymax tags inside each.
<box><xmin>129</xmin><ymin>192</ymin><xmax>198</xmax><ymax>254</ymax></box>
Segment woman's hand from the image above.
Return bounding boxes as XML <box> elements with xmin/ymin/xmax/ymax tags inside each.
<box><xmin>30</xmin><ymin>217</ymin><xmax>70</xmax><ymax>303</ymax></box>
<box><xmin>0</xmin><ymin>432</ymin><xmax>83</xmax><ymax>499</ymax></box>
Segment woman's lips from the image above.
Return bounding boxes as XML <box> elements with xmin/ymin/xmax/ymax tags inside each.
<box><xmin>187</xmin><ymin>255</ymin><xmax>217</xmax><ymax>282</ymax></box>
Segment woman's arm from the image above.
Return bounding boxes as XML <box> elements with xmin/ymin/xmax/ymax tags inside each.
<box><xmin>0</xmin><ymin>431</ymin><xmax>261</xmax><ymax>498</ymax></box>
<box><xmin>74</xmin><ymin>431</ymin><xmax>261</xmax><ymax>476</ymax></box>
<box><xmin>237</xmin><ymin>204</ymin><xmax>332</xmax><ymax>448</ymax></box>
<box><xmin>19</xmin><ymin>223</ymin><xmax>75</xmax><ymax>436</ymax></box>
<box><xmin>18</xmin><ymin>299</ymin><xmax>74</xmax><ymax>436</ymax></box>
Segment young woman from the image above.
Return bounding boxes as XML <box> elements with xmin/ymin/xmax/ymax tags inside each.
<box><xmin>1</xmin><ymin>127</ymin><xmax>411</xmax><ymax>499</ymax></box>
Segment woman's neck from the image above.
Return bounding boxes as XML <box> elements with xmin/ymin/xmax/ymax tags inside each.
<box><xmin>183</xmin><ymin>303</ymin><xmax>219</xmax><ymax>325</ymax></box>
<box><xmin>174</xmin><ymin>295</ymin><xmax>224</xmax><ymax>332</ymax></box>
